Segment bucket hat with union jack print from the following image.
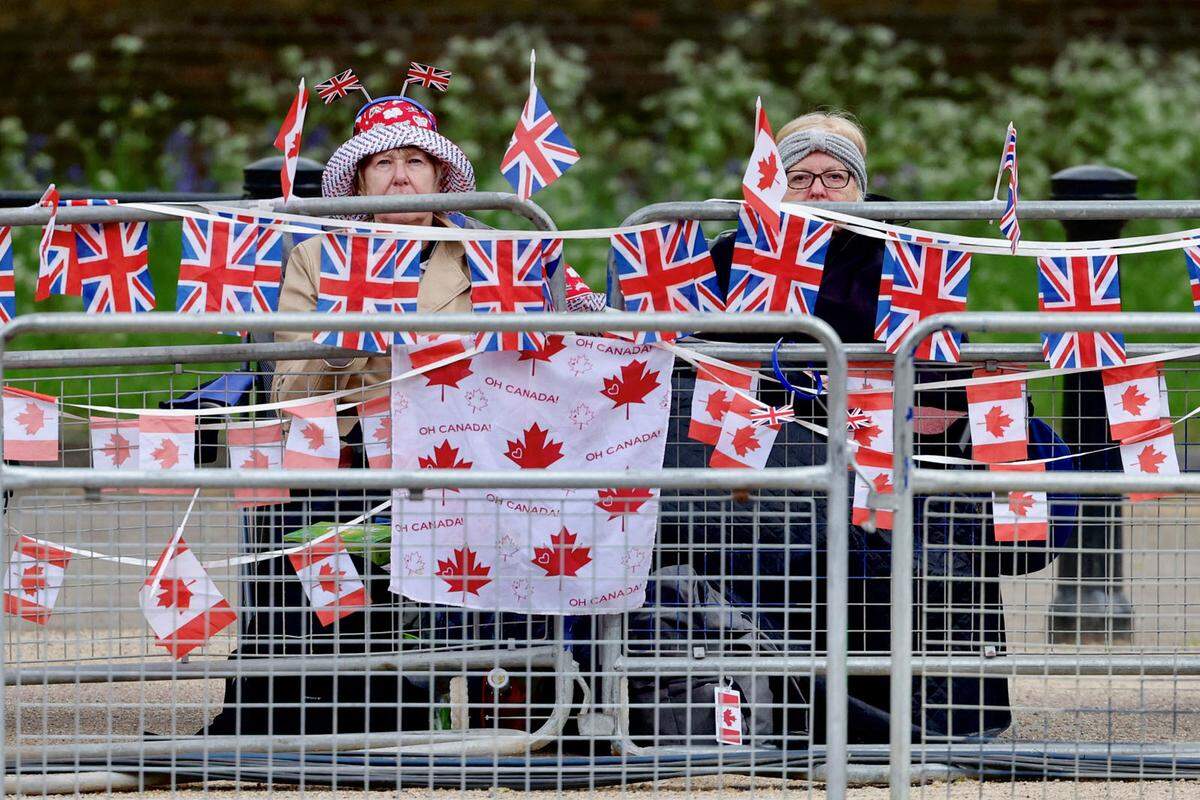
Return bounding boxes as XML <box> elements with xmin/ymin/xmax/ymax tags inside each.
<box><xmin>321</xmin><ymin>96</ymin><xmax>476</xmax><ymax>213</ymax></box>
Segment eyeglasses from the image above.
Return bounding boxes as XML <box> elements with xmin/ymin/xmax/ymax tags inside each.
<box><xmin>786</xmin><ymin>169</ymin><xmax>852</xmax><ymax>190</ymax></box>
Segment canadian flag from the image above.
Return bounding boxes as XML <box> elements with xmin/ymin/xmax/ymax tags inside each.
<box><xmin>3</xmin><ymin>536</ymin><xmax>71</xmax><ymax>624</ymax></box>
<box><xmin>90</xmin><ymin>417</ymin><xmax>139</xmax><ymax>470</ymax></box>
<box><xmin>989</xmin><ymin>462</ymin><xmax>1049</xmax><ymax>542</ymax></box>
<box><xmin>137</xmin><ymin>415</ymin><xmax>196</xmax><ymax>495</ymax></box>
<box><xmin>226</xmin><ymin>422</ymin><xmax>289</xmax><ymax>507</ymax></box>
<box><xmin>1101</xmin><ymin>361</ymin><xmax>1163</xmax><ymax>442</ymax></box>
<box><xmin>852</xmin><ymin>447</ymin><xmax>895</xmax><ymax>531</ymax></box>
<box><xmin>687</xmin><ymin>361</ymin><xmax>759</xmax><ymax>445</ymax></box>
<box><xmin>3</xmin><ymin>387</ymin><xmax>60</xmax><ymax>461</ymax></box>
<box><xmin>273</xmin><ymin>78</ymin><xmax>308</xmax><ymax>203</ymax></box>
<box><xmin>405</xmin><ymin>334</ymin><xmax>473</xmax><ymax>370</ymax></box>
<box><xmin>1120</xmin><ymin>416</ymin><xmax>1178</xmax><ymax>503</ymax></box>
<box><xmin>284</xmin><ymin>398</ymin><xmax>341</xmax><ymax>468</ymax></box>
<box><xmin>965</xmin><ymin>373</ymin><xmax>1028</xmax><ymax>463</ymax></box>
<box><xmin>741</xmin><ymin>97</ymin><xmax>787</xmax><ymax>249</ymax></box>
<box><xmin>710</xmin><ymin>394</ymin><xmax>780</xmax><ymax>469</ymax></box>
<box><xmin>287</xmin><ymin>535</ymin><xmax>368</xmax><ymax>626</ymax></box>
<box><xmin>357</xmin><ymin>395</ymin><xmax>391</xmax><ymax>468</ymax></box>
<box><xmin>140</xmin><ymin>536</ymin><xmax>237</xmax><ymax>658</ymax></box>
<box><xmin>714</xmin><ymin>685</ymin><xmax>744</xmax><ymax>746</ymax></box>
<box><xmin>847</xmin><ymin>361</ymin><xmax>893</xmax><ymax>392</ymax></box>
<box><xmin>847</xmin><ymin>390</ymin><xmax>893</xmax><ymax>454</ymax></box>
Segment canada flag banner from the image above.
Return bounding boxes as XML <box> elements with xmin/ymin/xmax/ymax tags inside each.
<box><xmin>965</xmin><ymin>374</ymin><xmax>1028</xmax><ymax>463</ymax></box>
<box><xmin>847</xmin><ymin>362</ymin><xmax>893</xmax><ymax>392</ymax></box>
<box><xmin>3</xmin><ymin>536</ymin><xmax>71</xmax><ymax>624</ymax></box>
<box><xmin>357</xmin><ymin>395</ymin><xmax>391</xmax><ymax>468</ymax></box>
<box><xmin>1119</xmin><ymin>389</ymin><xmax>1178</xmax><ymax>503</ymax></box>
<box><xmin>3</xmin><ymin>387</ymin><xmax>60</xmax><ymax>461</ymax></box>
<box><xmin>137</xmin><ymin>415</ymin><xmax>195</xmax><ymax>495</ymax></box>
<box><xmin>390</xmin><ymin>335</ymin><xmax>673</xmax><ymax>614</ymax></box>
<box><xmin>90</xmin><ymin>417</ymin><xmax>139</xmax><ymax>471</ymax></box>
<box><xmin>140</xmin><ymin>536</ymin><xmax>236</xmax><ymax>658</ymax></box>
<box><xmin>687</xmin><ymin>361</ymin><xmax>759</xmax><ymax>445</ymax></box>
<box><xmin>1101</xmin><ymin>362</ymin><xmax>1163</xmax><ymax>442</ymax></box>
<box><xmin>283</xmin><ymin>399</ymin><xmax>340</xmax><ymax>469</ymax></box>
<box><xmin>989</xmin><ymin>462</ymin><xmax>1049</xmax><ymax>542</ymax></box>
<box><xmin>287</xmin><ymin>535</ymin><xmax>367</xmax><ymax>626</ymax></box>
<box><xmin>846</xmin><ymin>390</ymin><xmax>893</xmax><ymax>455</ymax></box>
<box><xmin>226</xmin><ymin>422</ymin><xmax>289</xmax><ymax>506</ymax></box>
<box><xmin>852</xmin><ymin>447</ymin><xmax>895</xmax><ymax>531</ymax></box>
<box><xmin>710</xmin><ymin>393</ymin><xmax>780</xmax><ymax>470</ymax></box>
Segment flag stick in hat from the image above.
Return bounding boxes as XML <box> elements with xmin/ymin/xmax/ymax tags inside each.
<box><xmin>401</xmin><ymin>61</ymin><xmax>453</xmax><ymax>97</ymax></box>
<box><xmin>315</xmin><ymin>68</ymin><xmax>371</xmax><ymax>104</ymax></box>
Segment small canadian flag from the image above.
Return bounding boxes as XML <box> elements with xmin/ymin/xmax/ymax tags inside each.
<box><xmin>3</xmin><ymin>387</ymin><xmax>60</xmax><ymax>462</ymax></box>
<box><xmin>3</xmin><ymin>536</ymin><xmax>71</xmax><ymax>624</ymax></box>
<box><xmin>90</xmin><ymin>417</ymin><xmax>139</xmax><ymax>470</ymax></box>
<box><xmin>226</xmin><ymin>422</ymin><xmax>289</xmax><ymax>506</ymax></box>
<box><xmin>283</xmin><ymin>399</ymin><xmax>341</xmax><ymax>468</ymax></box>
<box><xmin>1101</xmin><ymin>361</ymin><xmax>1163</xmax><ymax>442</ymax></box>
<box><xmin>847</xmin><ymin>361</ymin><xmax>893</xmax><ymax>392</ymax></box>
<box><xmin>741</xmin><ymin>97</ymin><xmax>787</xmax><ymax>250</ymax></box>
<box><xmin>405</xmin><ymin>334</ymin><xmax>473</xmax><ymax>370</ymax></box>
<box><xmin>1119</xmin><ymin>416</ymin><xmax>1178</xmax><ymax>503</ymax></box>
<box><xmin>714</xmin><ymin>685</ymin><xmax>744</xmax><ymax>746</ymax></box>
<box><xmin>287</xmin><ymin>535</ymin><xmax>368</xmax><ymax>626</ymax></box>
<box><xmin>688</xmin><ymin>361</ymin><xmax>759</xmax><ymax>445</ymax></box>
<box><xmin>140</xmin><ymin>536</ymin><xmax>237</xmax><ymax>659</ymax></box>
<box><xmin>357</xmin><ymin>395</ymin><xmax>391</xmax><ymax>468</ymax></box>
<box><xmin>852</xmin><ymin>447</ymin><xmax>895</xmax><ymax>531</ymax></box>
<box><xmin>965</xmin><ymin>373</ymin><xmax>1028</xmax><ymax>463</ymax></box>
<box><xmin>847</xmin><ymin>390</ymin><xmax>893</xmax><ymax>454</ymax></box>
<box><xmin>989</xmin><ymin>462</ymin><xmax>1049</xmax><ymax>542</ymax></box>
<box><xmin>710</xmin><ymin>394</ymin><xmax>780</xmax><ymax>470</ymax></box>
<box><xmin>138</xmin><ymin>415</ymin><xmax>196</xmax><ymax>495</ymax></box>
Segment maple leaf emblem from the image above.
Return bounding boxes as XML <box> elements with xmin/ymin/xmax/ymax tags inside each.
<box><xmin>465</xmin><ymin>388</ymin><xmax>489</xmax><ymax>413</ymax></box>
<box><xmin>705</xmin><ymin>389</ymin><xmax>732</xmax><ymax>424</ymax></box>
<box><xmin>852</xmin><ymin>421</ymin><xmax>883</xmax><ymax>447</ymax></box>
<box><xmin>984</xmin><ymin>405</ymin><xmax>1014</xmax><ymax>438</ymax></box>
<box><xmin>20</xmin><ymin>564</ymin><xmax>47</xmax><ymax>598</ymax></box>
<box><xmin>620</xmin><ymin>547</ymin><xmax>649</xmax><ymax>570</ymax></box>
<box><xmin>1137</xmin><ymin>445</ymin><xmax>1167</xmax><ymax>474</ymax></box>
<box><xmin>404</xmin><ymin>552</ymin><xmax>426</xmax><ymax>575</ymax></box>
<box><xmin>317</xmin><ymin>562</ymin><xmax>347</xmax><ymax>595</ymax></box>
<box><xmin>300</xmin><ymin>421</ymin><xmax>326</xmax><ymax>452</ymax></box>
<box><xmin>1121</xmin><ymin>384</ymin><xmax>1149</xmax><ymax>417</ymax></box>
<box><xmin>423</xmin><ymin>358</ymin><xmax>474</xmax><ymax>402</ymax></box>
<box><xmin>730</xmin><ymin>425</ymin><xmax>761</xmax><ymax>457</ymax></box>
<box><xmin>601</xmin><ymin>360</ymin><xmax>662</xmax><ymax>420</ymax></box>
<box><xmin>569</xmin><ymin>403</ymin><xmax>595</xmax><ymax>430</ymax></box>
<box><xmin>240</xmin><ymin>449</ymin><xmax>270</xmax><ymax>469</ymax></box>
<box><xmin>504</xmin><ymin>422</ymin><xmax>565</xmax><ymax>469</ymax></box>
<box><xmin>372</xmin><ymin>414</ymin><xmax>392</xmax><ymax>444</ymax></box>
<box><xmin>417</xmin><ymin>439</ymin><xmax>473</xmax><ymax>503</ymax></box>
<box><xmin>155</xmin><ymin>577</ymin><xmax>194</xmax><ymax>610</ymax></box>
<box><xmin>1007</xmin><ymin>491</ymin><xmax>1035</xmax><ymax>518</ymax></box>
<box><xmin>436</xmin><ymin>546</ymin><xmax>492</xmax><ymax>597</ymax></box>
<box><xmin>16</xmin><ymin>402</ymin><xmax>44</xmax><ymax>435</ymax></box>
<box><xmin>517</xmin><ymin>335</ymin><xmax>567</xmax><ymax>375</ymax></box>
<box><xmin>568</xmin><ymin>354</ymin><xmax>593</xmax><ymax>377</ymax></box>
<box><xmin>723</xmin><ymin>708</ymin><xmax>738</xmax><ymax>727</ymax></box>
<box><xmin>872</xmin><ymin>472</ymin><xmax>894</xmax><ymax>493</ymax></box>
<box><xmin>496</xmin><ymin>534</ymin><xmax>520</xmax><ymax>562</ymax></box>
<box><xmin>756</xmin><ymin>152</ymin><xmax>780</xmax><ymax>191</ymax></box>
<box><xmin>510</xmin><ymin>578</ymin><xmax>531</xmax><ymax>602</ymax></box>
<box><xmin>102</xmin><ymin>432</ymin><xmax>132</xmax><ymax>467</ymax></box>
<box><xmin>151</xmin><ymin>438</ymin><xmax>181</xmax><ymax>469</ymax></box>
<box><xmin>595</xmin><ymin>487</ymin><xmax>653</xmax><ymax>518</ymax></box>
<box><xmin>532</xmin><ymin>527</ymin><xmax>593</xmax><ymax>577</ymax></box>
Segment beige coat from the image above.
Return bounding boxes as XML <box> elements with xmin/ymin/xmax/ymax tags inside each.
<box><xmin>271</xmin><ymin>214</ymin><xmax>474</xmax><ymax>436</ymax></box>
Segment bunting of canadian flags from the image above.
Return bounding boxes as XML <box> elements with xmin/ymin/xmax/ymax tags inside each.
<box><xmin>140</xmin><ymin>535</ymin><xmax>237</xmax><ymax>659</ymax></box>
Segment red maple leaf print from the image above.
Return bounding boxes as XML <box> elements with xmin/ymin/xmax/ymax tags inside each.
<box><xmin>317</xmin><ymin>562</ymin><xmax>346</xmax><ymax>596</ymax></box>
<box><xmin>300</xmin><ymin>421</ymin><xmax>326</xmax><ymax>452</ymax></box>
<box><xmin>102</xmin><ymin>432</ymin><xmax>132</xmax><ymax>467</ymax></box>
<box><xmin>423</xmin><ymin>358</ymin><xmax>474</xmax><ymax>402</ymax></box>
<box><xmin>872</xmin><ymin>472</ymin><xmax>894</xmax><ymax>493</ymax></box>
<box><xmin>504</xmin><ymin>423</ymin><xmax>564</xmax><ymax>469</ymax></box>
<box><xmin>417</xmin><ymin>439</ymin><xmax>473</xmax><ymax>503</ymax></box>
<box><xmin>16</xmin><ymin>403</ymin><xmax>44</xmax><ymax>435</ymax></box>
<box><xmin>155</xmin><ymin>577</ymin><xmax>194</xmax><ymax>610</ymax></box>
<box><xmin>984</xmin><ymin>405</ymin><xmax>1014</xmax><ymax>438</ymax></box>
<box><xmin>241</xmin><ymin>449</ymin><xmax>270</xmax><ymax>469</ymax></box>
<box><xmin>852</xmin><ymin>421</ymin><xmax>883</xmax><ymax>447</ymax></box>
<box><xmin>1008</xmin><ymin>491</ymin><xmax>1035</xmax><ymax>518</ymax></box>
<box><xmin>730</xmin><ymin>425</ymin><xmax>761</xmax><ymax>457</ymax></box>
<box><xmin>1121</xmin><ymin>384</ymin><xmax>1149</xmax><ymax>417</ymax></box>
<box><xmin>595</xmin><ymin>487</ymin><xmax>654</xmax><ymax>518</ymax></box>
<box><xmin>20</xmin><ymin>564</ymin><xmax>47</xmax><ymax>598</ymax></box>
<box><xmin>151</xmin><ymin>438</ymin><xmax>181</xmax><ymax>469</ymax></box>
<box><xmin>756</xmin><ymin>152</ymin><xmax>779</xmax><ymax>191</ymax></box>
<box><xmin>705</xmin><ymin>389</ymin><xmax>732</xmax><ymax>423</ymax></box>
<box><xmin>1137</xmin><ymin>445</ymin><xmax>1167</xmax><ymax>474</ymax></box>
<box><xmin>517</xmin><ymin>335</ymin><xmax>567</xmax><ymax>375</ymax></box>
<box><xmin>532</xmin><ymin>527</ymin><xmax>593</xmax><ymax>577</ymax></box>
<box><xmin>436</xmin><ymin>547</ymin><xmax>492</xmax><ymax>597</ymax></box>
<box><xmin>373</xmin><ymin>414</ymin><xmax>392</xmax><ymax>444</ymax></box>
<box><xmin>601</xmin><ymin>360</ymin><xmax>662</xmax><ymax>420</ymax></box>
<box><xmin>723</xmin><ymin>708</ymin><xmax>738</xmax><ymax>727</ymax></box>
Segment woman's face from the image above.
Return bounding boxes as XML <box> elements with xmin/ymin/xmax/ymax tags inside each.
<box><xmin>358</xmin><ymin>147</ymin><xmax>442</xmax><ymax>225</ymax></box>
<box><xmin>783</xmin><ymin>150</ymin><xmax>860</xmax><ymax>203</ymax></box>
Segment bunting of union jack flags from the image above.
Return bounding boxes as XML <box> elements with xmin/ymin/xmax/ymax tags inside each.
<box><xmin>465</xmin><ymin>237</ymin><xmax>548</xmax><ymax>352</ymax></box>
<box><xmin>882</xmin><ymin>236</ymin><xmax>971</xmax><ymax>362</ymax></box>
<box><xmin>315</xmin><ymin>233</ymin><xmax>398</xmax><ymax>355</ymax></box>
<box><xmin>0</xmin><ymin>227</ymin><xmax>12</xmax><ymax>323</ymax></box>
<box><xmin>726</xmin><ymin>207</ymin><xmax>834</xmax><ymax>315</ymax></box>
<box><xmin>1037</xmin><ymin>254</ymin><xmax>1125</xmax><ymax>369</ymax></box>
<box><xmin>176</xmin><ymin>217</ymin><xmax>257</xmax><ymax>314</ymax></box>
<box><xmin>75</xmin><ymin>222</ymin><xmax>156</xmax><ymax>314</ymax></box>
<box><xmin>392</xmin><ymin>239</ymin><xmax>423</xmax><ymax>347</ymax></box>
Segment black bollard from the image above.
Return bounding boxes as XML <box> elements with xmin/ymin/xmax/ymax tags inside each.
<box><xmin>1047</xmin><ymin>165</ymin><xmax>1136</xmax><ymax>644</ymax></box>
<box><xmin>242</xmin><ymin>155</ymin><xmax>325</xmax><ymax>200</ymax></box>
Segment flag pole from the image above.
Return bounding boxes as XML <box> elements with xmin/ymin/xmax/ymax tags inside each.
<box><xmin>529</xmin><ymin>49</ymin><xmax>536</xmax><ymax>93</ymax></box>
<box><xmin>399</xmin><ymin>79</ymin><xmax>411</xmax><ymax>99</ymax></box>
<box><xmin>991</xmin><ymin>121</ymin><xmax>1012</xmax><ymax>202</ymax></box>
<box><xmin>359</xmin><ymin>86</ymin><xmax>373</xmax><ymax>102</ymax></box>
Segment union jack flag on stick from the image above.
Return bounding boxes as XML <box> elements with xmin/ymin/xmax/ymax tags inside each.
<box><xmin>176</xmin><ymin>217</ymin><xmax>257</xmax><ymax>315</ymax></box>
<box><xmin>726</xmin><ymin>207</ymin><xmax>834</xmax><ymax>315</ymax></box>
<box><xmin>883</xmin><ymin>237</ymin><xmax>971</xmax><ymax>362</ymax></box>
<box><xmin>405</xmin><ymin>62</ymin><xmax>452</xmax><ymax>92</ymax></box>
<box><xmin>993</xmin><ymin>122</ymin><xmax>1020</xmax><ymax>255</ymax></box>
<box><xmin>315</xmin><ymin>233</ymin><xmax>398</xmax><ymax>355</ymax></box>
<box><xmin>500</xmin><ymin>50</ymin><xmax>580</xmax><ymax>200</ymax></box>
<box><xmin>315</xmin><ymin>68</ymin><xmax>369</xmax><ymax>104</ymax></box>
<box><xmin>741</xmin><ymin>98</ymin><xmax>787</xmax><ymax>251</ymax></box>
<box><xmin>1037</xmin><ymin>254</ymin><xmax>1125</xmax><ymax>369</ymax></box>
<box><xmin>464</xmin><ymin>237</ymin><xmax>547</xmax><ymax>352</ymax></box>
<box><xmin>75</xmin><ymin>222</ymin><xmax>156</xmax><ymax>314</ymax></box>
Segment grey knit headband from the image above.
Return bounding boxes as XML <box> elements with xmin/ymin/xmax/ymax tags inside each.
<box><xmin>777</xmin><ymin>130</ymin><xmax>868</xmax><ymax>192</ymax></box>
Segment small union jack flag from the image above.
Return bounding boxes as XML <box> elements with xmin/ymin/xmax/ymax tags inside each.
<box><xmin>176</xmin><ymin>217</ymin><xmax>257</xmax><ymax>315</ymax></box>
<box><xmin>874</xmin><ymin>250</ymin><xmax>894</xmax><ymax>342</ymax></box>
<box><xmin>392</xmin><ymin>239</ymin><xmax>423</xmax><ymax>346</ymax></box>
<box><xmin>75</xmin><ymin>222</ymin><xmax>156</xmax><ymax>314</ymax></box>
<box><xmin>1185</xmin><ymin>243</ymin><xmax>1200</xmax><ymax>312</ymax></box>
<box><xmin>997</xmin><ymin>123</ymin><xmax>1020</xmax><ymax>255</ymax></box>
<box><xmin>35</xmin><ymin>197</ymin><xmax>118</xmax><ymax>301</ymax></box>
<box><xmin>883</xmin><ymin>237</ymin><xmax>971</xmax><ymax>362</ymax></box>
<box><xmin>406</xmin><ymin>62</ymin><xmax>452</xmax><ymax>92</ymax></box>
<box><xmin>0</xmin><ymin>227</ymin><xmax>13</xmax><ymax>323</ymax></box>
<box><xmin>315</xmin><ymin>233</ymin><xmax>398</xmax><ymax>354</ymax></box>
<box><xmin>464</xmin><ymin>238</ymin><xmax>547</xmax><ymax>352</ymax></box>
<box><xmin>1037</xmin><ymin>254</ymin><xmax>1125</xmax><ymax>369</ymax></box>
<box><xmin>500</xmin><ymin>83</ymin><xmax>579</xmax><ymax>200</ymax></box>
<box><xmin>610</xmin><ymin>221</ymin><xmax>719</xmax><ymax>344</ymax></box>
<box><xmin>726</xmin><ymin>208</ymin><xmax>834</xmax><ymax>315</ymax></box>
<box><xmin>315</xmin><ymin>68</ymin><xmax>364</xmax><ymax>104</ymax></box>
<box><xmin>749</xmin><ymin>403</ymin><xmax>795</xmax><ymax>427</ymax></box>
<box><xmin>251</xmin><ymin>224</ymin><xmax>283</xmax><ymax>313</ymax></box>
